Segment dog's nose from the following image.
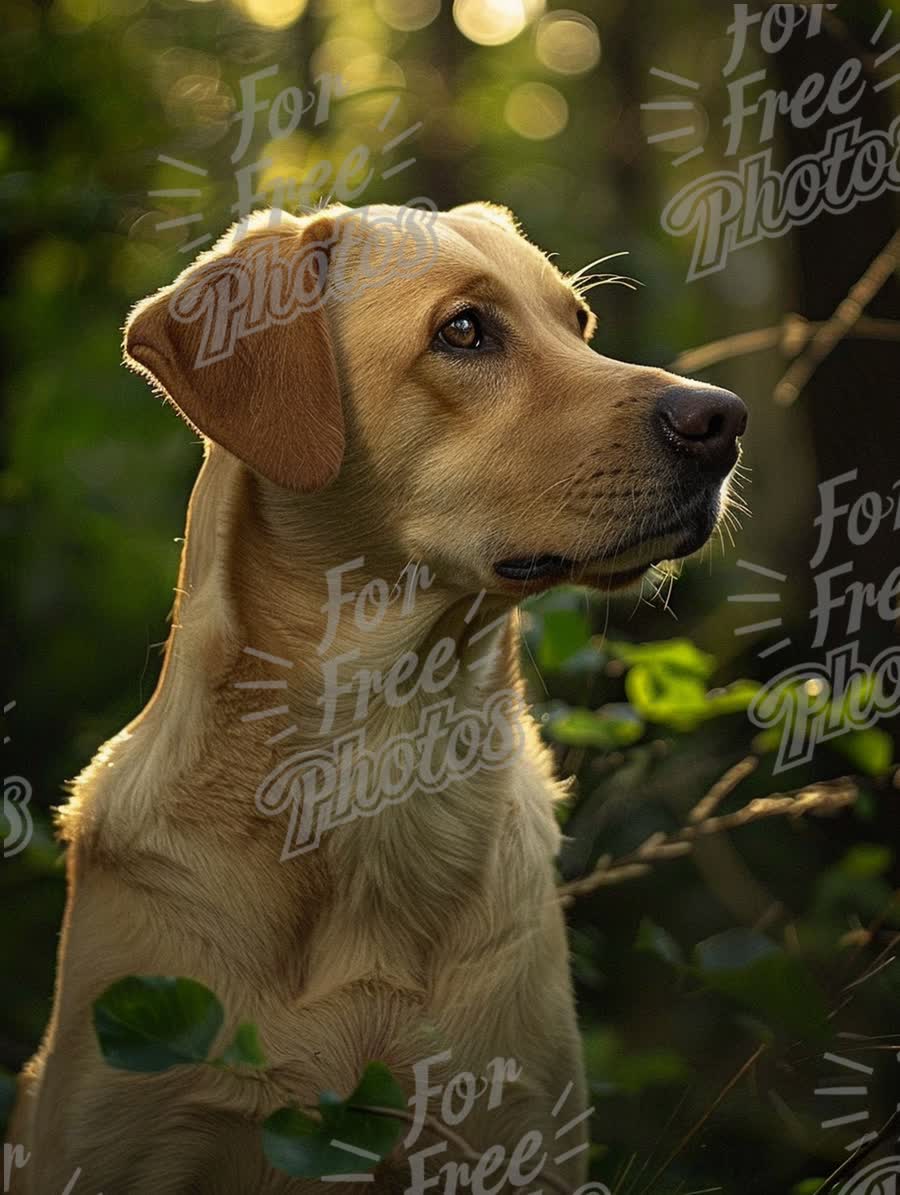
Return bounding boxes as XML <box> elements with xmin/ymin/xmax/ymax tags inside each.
<box><xmin>656</xmin><ymin>384</ymin><xmax>747</xmax><ymax>476</ymax></box>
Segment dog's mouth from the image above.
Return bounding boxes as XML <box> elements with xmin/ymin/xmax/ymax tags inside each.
<box><xmin>492</xmin><ymin>489</ymin><xmax>720</xmax><ymax>591</ymax></box>
<box><xmin>494</xmin><ymin>555</ymin><xmax>650</xmax><ymax>587</ymax></box>
<box><xmin>493</xmin><ymin>555</ymin><xmax>652</xmax><ymax>590</ymax></box>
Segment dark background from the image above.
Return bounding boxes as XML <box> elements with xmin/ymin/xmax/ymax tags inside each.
<box><xmin>2</xmin><ymin>1</ymin><xmax>899</xmax><ymax>1191</ymax></box>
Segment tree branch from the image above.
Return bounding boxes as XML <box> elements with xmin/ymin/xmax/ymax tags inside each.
<box><xmin>773</xmin><ymin>227</ymin><xmax>900</xmax><ymax>405</ymax></box>
<box><xmin>557</xmin><ymin>774</ymin><xmax>858</xmax><ymax>906</ymax></box>
<box><xmin>670</xmin><ymin>313</ymin><xmax>900</xmax><ymax>375</ymax></box>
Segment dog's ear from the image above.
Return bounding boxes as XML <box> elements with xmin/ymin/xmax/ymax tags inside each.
<box><xmin>450</xmin><ymin>201</ymin><xmax>521</xmax><ymax>234</ymax></box>
<box><xmin>123</xmin><ymin>215</ymin><xmax>343</xmax><ymax>493</ymax></box>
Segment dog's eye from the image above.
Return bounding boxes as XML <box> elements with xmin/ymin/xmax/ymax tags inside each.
<box><xmin>437</xmin><ymin>310</ymin><xmax>482</xmax><ymax>351</ymax></box>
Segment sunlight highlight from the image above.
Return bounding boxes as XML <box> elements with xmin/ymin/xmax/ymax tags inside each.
<box><xmin>234</xmin><ymin>0</ymin><xmax>307</xmax><ymax>31</ymax></box>
<box><xmin>535</xmin><ymin>11</ymin><xmax>601</xmax><ymax>75</ymax></box>
<box><xmin>504</xmin><ymin>82</ymin><xmax>568</xmax><ymax>140</ymax></box>
<box><xmin>453</xmin><ymin>0</ymin><xmax>536</xmax><ymax>46</ymax></box>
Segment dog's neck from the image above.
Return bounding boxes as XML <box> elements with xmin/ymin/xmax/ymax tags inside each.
<box><xmin>227</xmin><ymin>455</ymin><xmax>520</xmax><ymax>740</ymax></box>
<box><xmin>65</xmin><ymin>446</ymin><xmax>561</xmax><ymax>969</ymax></box>
<box><xmin>118</xmin><ymin>448</ymin><xmax>526</xmax><ymax>835</ymax></box>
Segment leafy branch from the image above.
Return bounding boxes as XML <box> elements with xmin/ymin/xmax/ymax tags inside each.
<box><xmin>91</xmin><ymin>978</ymin><xmax>574</xmax><ymax>1191</ymax></box>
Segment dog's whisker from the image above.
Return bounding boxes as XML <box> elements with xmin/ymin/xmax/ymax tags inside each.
<box><xmin>569</xmin><ymin>250</ymin><xmax>630</xmax><ymax>282</ymax></box>
<box><xmin>574</xmin><ymin>276</ymin><xmax>642</xmax><ymax>295</ymax></box>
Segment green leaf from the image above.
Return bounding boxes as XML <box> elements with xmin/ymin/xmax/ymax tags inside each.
<box><xmin>582</xmin><ymin>1028</ymin><xmax>687</xmax><ymax>1095</ymax></box>
<box><xmin>607</xmin><ymin>639</ymin><xmax>757</xmax><ymax>731</ymax></box>
<box><xmin>625</xmin><ymin>665</ymin><xmax>711</xmax><ymax>730</ymax></box>
<box><xmin>626</xmin><ymin>668</ymin><xmax>759</xmax><ymax>731</ymax></box>
<box><xmin>545</xmin><ymin>704</ymin><xmax>644</xmax><ymax>749</ymax></box>
<box><xmin>537</xmin><ymin>608</ymin><xmax>591</xmax><ymax>671</ymax></box>
<box><xmin>614</xmin><ymin>1046</ymin><xmax>688</xmax><ymax>1094</ymax></box>
<box><xmin>607</xmin><ymin>638</ymin><xmax>716</xmax><ymax>679</ymax></box>
<box><xmin>635</xmin><ymin>918</ymin><xmax>683</xmax><ymax>966</ymax></box>
<box><xmin>833</xmin><ymin>673</ymin><xmax>877</xmax><ymax>722</ymax></box>
<box><xmin>703</xmin><ymin>680</ymin><xmax>760</xmax><ymax>717</ymax></box>
<box><xmin>695</xmin><ymin>930</ymin><xmax>829</xmax><ymax>1040</ymax></box>
<box><xmin>838</xmin><ymin>843</ymin><xmax>893</xmax><ymax>879</ymax></box>
<box><xmin>219</xmin><ymin>1021</ymin><xmax>266</xmax><ymax>1068</ymax></box>
<box><xmin>752</xmin><ymin>728</ymin><xmax>783</xmax><ymax>755</ymax></box>
<box><xmin>347</xmin><ymin>1061</ymin><xmax>406</xmax><ymax>1113</ymax></box>
<box><xmin>263</xmin><ymin>1107</ymin><xmax>356</xmax><ymax>1179</ymax></box>
<box><xmin>833</xmin><ymin>728</ymin><xmax>893</xmax><ymax>776</ymax></box>
<box><xmin>696</xmin><ymin>928</ymin><xmax>777</xmax><ymax>971</ymax></box>
<box><xmin>93</xmin><ymin>976</ymin><xmax>224</xmax><ymax>1073</ymax></box>
<box><xmin>558</xmin><ymin>643</ymin><xmax>608</xmax><ymax>677</ymax></box>
<box><xmin>263</xmin><ymin>1062</ymin><xmax>405</xmax><ymax>1180</ymax></box>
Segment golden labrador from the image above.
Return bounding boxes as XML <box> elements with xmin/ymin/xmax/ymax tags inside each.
<box><xmin>9</xmin><ymin>202</ymin><xmax>746</xmax><ymax>1193</ymax></box>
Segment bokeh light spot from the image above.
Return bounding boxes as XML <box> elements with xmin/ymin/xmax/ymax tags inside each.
<box><xmin>453</xmin><ymin>0</ymin><xmax>532</xmax><ymax>47</ymax></box>
<box><xmin>311</xmin><ymin>37</ymin><xmax>404</xmax><ymax>94</ymax></box>
<box><xmin>233</xmin><ymin>0</ymin><xmax>307</xmax><ymax>31</ymax></box>
<box><xmin>374</xmin><ymin>0</ymin><xmax>439</xmax><ymax>32</ymax></box>
<box><xmin>535</xmin><ymin>11</ymin><xmax>601</xmax><ymax>75</ymax></box>
<box><xmin>504</xmin><ymin>82</ymin><xmax>568</xmax><ymax>140</ymax></box>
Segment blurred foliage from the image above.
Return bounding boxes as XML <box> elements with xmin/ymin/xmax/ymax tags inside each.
<box><xmin>526</xmin><ymin>588</ymin><xmax>899</xmax><ymax>1193</ymax></box>
<box><xmin>3</xmin><ymin>0</ymin><xmax>900</xmax><ymax>1191</ymax></box>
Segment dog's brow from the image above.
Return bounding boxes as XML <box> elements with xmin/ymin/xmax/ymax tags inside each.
<box><xmin>427</xmin><ymin>271</ymin><xmax>515</xmax><ymax>322</ymax></box>
<box><xmin>431</xmin><ymin>270</ymin><xmax>594</xmax><ymax>341</ymax></box>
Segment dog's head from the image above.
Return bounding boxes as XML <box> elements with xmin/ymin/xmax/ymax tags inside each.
<box><xmin>124</xmin><ymin>202</ymin><xmax>746</xmax><ymax>596</ymax></box>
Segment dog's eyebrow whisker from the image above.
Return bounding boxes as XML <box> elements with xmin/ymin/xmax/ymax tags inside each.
<box><xmin>232</xmin><ymin>679</ymin><xmax>289</xmax><ymax>690</ymax></box>
<box><xmin>575</xmin><ymin>275</ymin><xmax>643</xmax><ymax>295</ymax></box>
<box><xmin>573</xmin><ymin>271</ymin><xmax>641</xmax><ymax>288</ymax></box>
<box><xmin>569</xmin><ymin>251</ymin><xmax>630</xmax><ymax>282</ymax></box>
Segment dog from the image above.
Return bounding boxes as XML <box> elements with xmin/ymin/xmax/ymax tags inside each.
<box><xmin>9</xmin><ymin>202</ymin><xmax>746</xmax><ymax>1193</ymax></box>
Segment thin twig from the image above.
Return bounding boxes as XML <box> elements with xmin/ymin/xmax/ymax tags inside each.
<box><xmin>558</xmin><ymin>776</ymin><xmax>857</xmax><ymax>905</ymax></box>
<box><xmin>773</xmin><ymin>228</ymin><xmax>900</xmax><ymax>404</ymax></box>
<box><xmin>670</xmin><ymin>313</ymin><xmax>900</xmax><ymax>375</ymax></box>
<box><xmin>688</xmin><ymin>755</ymin><xmax>758</xmax><ymax>823</ymax></box>
<box><xmin>635</xmin><ymin>1044</ymin><xmax>768</xmax><ymax>1195</ymax></box>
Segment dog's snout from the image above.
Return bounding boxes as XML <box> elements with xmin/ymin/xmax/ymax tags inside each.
<box><xmin>656</xmin><ymin>384</ymin><xmax>747</xmax><ymax>476</ymax></box>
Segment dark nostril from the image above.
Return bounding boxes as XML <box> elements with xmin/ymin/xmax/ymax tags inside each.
<box><xmin>704</xmin><ymin>413</ymin><xmax>724</xmax><ymax>440</ymax></box>
<box><xmin>656</xmin><ymin>384</ymin><xmax>748</xmax><ymax>474</ymax></box>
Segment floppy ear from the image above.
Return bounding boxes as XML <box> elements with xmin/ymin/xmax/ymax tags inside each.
<box><xmin>123</xmin><ymin>215</ymin><xmax>343</xmax><ymax>493</ymax></box>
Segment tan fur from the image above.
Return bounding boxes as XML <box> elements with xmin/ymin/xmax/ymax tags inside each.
<box><xmin>10</xmin><ymin>203</ymin><xmax>728</xmax><ymax>1193</ymax></box>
